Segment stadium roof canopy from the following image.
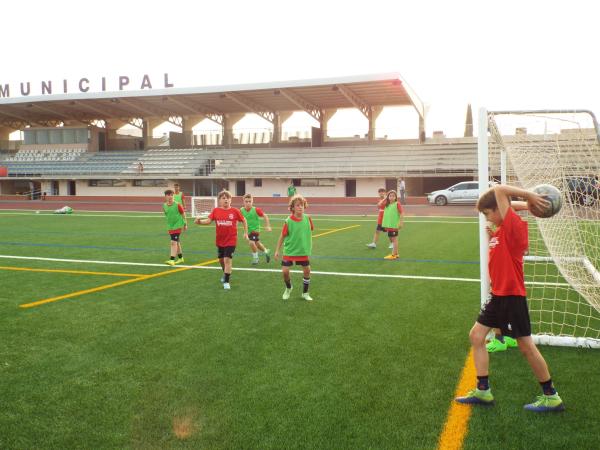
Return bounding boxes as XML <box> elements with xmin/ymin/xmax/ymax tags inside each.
<box><xmin>0</xmin><ymin>73</ymin><xmax>424</xmax><ymax>129</ymax></box>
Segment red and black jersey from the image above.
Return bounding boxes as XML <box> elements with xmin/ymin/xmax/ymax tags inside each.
<box><xmin>488</xmin><ymin>208</ymin><xmax>528</xmax><ymax>296</ymax></box>
<box><xmin>209</xmin><ymin>207</ymin><xmax>245</xmax><ymax>247</ymax></box>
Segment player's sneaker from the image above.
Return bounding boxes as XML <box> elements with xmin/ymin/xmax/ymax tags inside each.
<box><xmin>504</xmin><ymin>336</ymin><xmax>518</xmax><ymax>348</ymax></box>
<box><xmin>383</xmin><ymin>254</ymin><xmax>399</xmax><ymax>260</ymax></box>
<box><xmin>251</xmin><ymin>258</ymin><xmax>259</xmax><ymax>265</ymax></box>
<box><xmin>366</xmin><ymin>243</ymin><xmax>377</xmax><ymax>249</ymax></box>
<box><xmin>220</xmin><ymin>275</ymin><xmax>225</xmax><ymax>283</ymax></box>
<box><xmin>265</xmin><ymin>249</ymin><xmax>271</xmax><ymax>263</ymax></box>
<box><xmin>486</xmin><ymin>338</ymin><xmax>508</xmax><ymax>353</ymax></box>
<box><xmin>223</xmin><ymin>282</ymin><xmax>231</xmax><ymax>290</ymax></box>
<box><xmin>165</xmin><ymin>259</ymin><xmax>176</xmax><ymax>266</ymax></box>
<box><xmin>524</xmin><ymin>393</ymin><xmax>564</xmax><ymax>412</ymax></box>
<box><xmin>302</xmin><ymin>292</ymin><xmax>313</xmax><ymax>302</ymax></box>
<box><xmin>282</xmin><ymin>287</ymin><xmax>292</xmax><ymax>300</ymax></box>
<box><xmin>174</xmin><ymin>257</ymin><xmax>184</xmax><ymax>264</ymax></box>
<box><xmin>388</xmin><ymin>243</ymin><xmax>394</xmax><ymax>249</ymax></box>
<box><xmin>455</xmin><ymin>389</ymin><xmax>494</xmax><ymax>406</ymax></box>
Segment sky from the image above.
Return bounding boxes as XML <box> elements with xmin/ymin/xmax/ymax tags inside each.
<box><xmin>2</xmin><ymin>0</ymin><xmax>598</xmax><ymax>139</ymax></box>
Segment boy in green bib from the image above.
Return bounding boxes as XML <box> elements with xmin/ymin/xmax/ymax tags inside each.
<box><xmin>163</xmin><ymin>189</ymin><xmax>187</xmax><ymax>266</ymax></box>
<box><xmin>240</xmin><ymin>193</ymin><xmax>272</xmax><ymax>264</ymax></box>
<box><xmin>380</xmin><ymin>190</ymin><xmax>404</xmax><ymax>260</ymax></box>
<box><xmin>274</xmin><ymin>195</ymin><xmax>314</xmax><ymax>301</ymax></box>
<box><xmin>173</xmin><ymin>183</ymin><xmax>186</xmax><ymax>211</ymax></box>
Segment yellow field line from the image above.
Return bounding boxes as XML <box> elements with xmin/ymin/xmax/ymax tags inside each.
<box><xmin>313</xmin><ymin>224</ymin><xmax>360</xmax><ymax>238</ymax></box>
<box><xmin>0</xmin><ymin>265</ymin><xmax>141</xmax><ymax>277</ymax></box>
<box><xmin>436</xmin><ymin>348</ymin><xmax>476</xmax><ymax>450</ymax></box>
<box><xmin>19</xmin><ymin>258</ymin><xmax>219</xmax><ymax>309</ymax></box>
<box><xmin>18</xmin><ymin>223</ymin><xmax>359</xmax><ymax>309</ymax></box>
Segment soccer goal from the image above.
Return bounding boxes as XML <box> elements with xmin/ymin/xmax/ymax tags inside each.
<box><xmin>478</xmin><ymin>108</ymin><xmax>600</xmax><ymax>348</ymax></box>
<box><xmin>190</xmin><ymin>196</ymin><xmax>217</xmax><ymax>218</ymax></box>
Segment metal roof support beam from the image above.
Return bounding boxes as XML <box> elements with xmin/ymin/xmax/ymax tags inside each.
<box><xmin>335</xmin><ymin>84</ymin><xmax>371</xmax><ymax>120</ymax></box>
<box><xmin>118</xmin><ymin>98</ymin><xmax>163</xmax><ymax>118</ymax></box>
<box><xmin>165</xmin><ymin>97</ymin><xmax>223</xmax><ymax>127</ymax></box>
<box><xmin>223</xmin><ymin>92</ymin><xmax>274</xmax><ymax>124</ymax></box>
<box><xmin>278</xmin><ymin>89</ymin><xmax>322</xmax><ymax>122</ymax></box>
<box><xmin>0</xmin><ymin>120</ymin><xmax>25</xmax><ymax>130</ymax></box>
<box><xmin>0</xmin><ymin>110</ymin><xmax>32</xmax><ymax>126</ymax></box>
<box><xmin>168</xmin><ymin>116</ymin><xmax>183</xmax><ymax>129</ymax></box>
<box><xmin>72</xmin><ymin>100</ymin><xmax>131</xmax><ymax>120</ymax></box>
<box><xmin>29</xmin><ymin>103</ymin><xmax>72</xmax><ymax>121</ymax></box>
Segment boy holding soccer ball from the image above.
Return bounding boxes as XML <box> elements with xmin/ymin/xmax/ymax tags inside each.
<box><xmin>455</xmin><ymin>184</ymin><xmax>565</xmax><ymax>412</ymax></box>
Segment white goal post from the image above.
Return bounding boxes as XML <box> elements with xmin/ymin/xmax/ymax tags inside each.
<box><xmin>190</xmin><ymin>196</ymin><xmax>217</xmax><ymax>218</ymax></box>
<box><xmin>478</xmin><ymin>108</ymin><xmax>600</xmax><ymax>348</ymax></box>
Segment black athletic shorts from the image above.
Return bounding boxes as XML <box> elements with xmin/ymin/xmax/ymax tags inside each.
<box><xmin>386</xmin><ymin>229</ymin><xmax>398</xmax><ymax>237</ymax></box>
<box><xmin>477</xmin><ymin>294</ymin><xmax>531</xmax><ymax>338</ymax></box>
<box><xmin>217</xmin><ymin>246</ymin><xmax>236</xmax><ymax>259</ymax></box>
<box><xmin>249</xmin><ymin>231</ymin><xmax>260</xmax><ymax>242</ymax></box>
<box><xmin>282</xmin><ymin>259</ymin><xmax>310</xmax><ymax>267</ymax></box>
<box><xmin>169</xmin><ymin>233</ymin><xmax>181</xmax><ymax>242</ymax></box>
<box><xmin>376</xmin><ymin>224</ymin><xmax>384</xmax><ymax>232</ymax></box>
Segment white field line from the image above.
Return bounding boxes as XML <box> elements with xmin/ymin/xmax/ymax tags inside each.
<box><xmin>0</xmin><ymin>254</ymin><xmax>568</xmax><ymax>286</ymax></box>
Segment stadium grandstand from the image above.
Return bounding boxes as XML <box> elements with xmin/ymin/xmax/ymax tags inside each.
<box><xmin>0</xmin><ymin>73</ymin><xmax>479</xmax><ymax>204</ymax></box>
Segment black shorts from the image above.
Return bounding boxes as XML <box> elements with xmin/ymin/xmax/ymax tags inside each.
<box><xmin>477</xmin><ymin>295</ymin><xmax>531</xmax><ymax>338</ymax></box>
<box><xmin>281</xmin><ymin>259</ymin><xmax>310</xmax><ymax>267</ymax></box>
<box><xmin>169</xmin><ymin>233</ymin><xmax>181</xmax><ymax>242</ymax></box>
<box><xmin>249</xmin><ymin>231</ymin><xmax>260</xmax><ymax>242</ymax></box>
<box><xmin>217</xmin><ymin>246</ymin><xmax>236</xmax><ymax>259</ymax></box>
<box><xmin>386</xmin><ymin>229</ymin><xmax>398</xmax><ymax>237</ymax></box>
<box><xmin>376</xmin><ymin>224</ymin><xmax>384</xmax><ymax>232</ymax></box>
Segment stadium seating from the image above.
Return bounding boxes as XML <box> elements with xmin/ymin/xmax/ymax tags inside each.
<box><xmin>207</xmin><ymin>142</ymin><xmax>479</xmax><ymax>177</ymax></box>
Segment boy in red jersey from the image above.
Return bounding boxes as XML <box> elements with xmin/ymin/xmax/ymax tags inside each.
<box><xmin>163</xmin><ymin>189</ymin><xmax>187</xmax><ymax>266</ymax></box>
<box><xmin>366</xmin><ymin>188</ymin><xmax>393</xmax><ymax>250</ymax></box>
<box><xmin>455</xmin><ymin>185</ymin><xmax>564</xmax><ymax>412</ymax></box>
<box><xmin>274</xmin><ymin>195</ymin><xmax>314</xmax><ymax>301</ymax></box>
<box><xmin>194</xmin><ymin>190</ymin><xmax>248</xmax><ymax>290</ymax></box>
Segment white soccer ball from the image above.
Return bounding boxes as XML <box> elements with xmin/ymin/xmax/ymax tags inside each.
<box><xmin>35</xmin><ymin>211</ymin><xmax>40</xmax><ymax>214</ymax></box>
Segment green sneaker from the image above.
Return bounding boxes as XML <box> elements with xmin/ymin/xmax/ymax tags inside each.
<box><xmin>504</xmin><ymin>336</ymin><xmax>518</xmax><ymax>348</ymax></box>
<box><xmin>486</xmin><ymin>338</ymin><xmax>508</xmax><ymax>353</ymax></box>
<box><xmin>164</xmin><ymin>259</ymin><xmax>175</xmax><ymax>266</ymax></box>
<box><xmin>524</xmin><ymin>393</ymin><xmax>565</xmax><ymax>412</ymax></box>
<box><xmin>455</xmin><ymin>389</ymin><xmax>494</xmax><ymax>406</ymax></box>
<box><xmin>264</xmin><ymin>249</ymin><xmax>271</xmax><ymax>263</ymax></box>
<box><xmin>174</xmin><ymin>257</ymin><xmax>185</xmax><ymax>264</ymax></box>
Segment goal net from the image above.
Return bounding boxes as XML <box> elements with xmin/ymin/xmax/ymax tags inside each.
<box><xmin>480</xmin><ymin>109</ymin><xmax>600</xmax><ymax>348</ymax></box>
<box><xmin>190</xmin><ymin>196</ymin><xmax>217</xmax><ymax>218</ymax></box>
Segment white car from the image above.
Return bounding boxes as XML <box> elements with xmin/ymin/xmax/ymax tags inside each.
<box><xmin>427</xmin><ymin>181</ymin><xmax>481</xmax><ymax>206</ymax></box>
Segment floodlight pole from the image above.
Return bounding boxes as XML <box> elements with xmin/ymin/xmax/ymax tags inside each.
<box><xmin>478</xmin><ymin>107</ymin><xmax>490</xmax><ymax>306</ymax></box>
